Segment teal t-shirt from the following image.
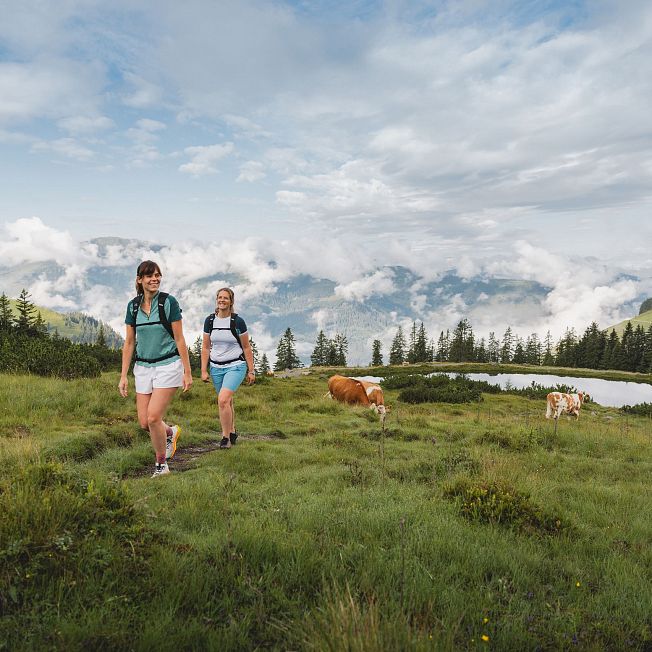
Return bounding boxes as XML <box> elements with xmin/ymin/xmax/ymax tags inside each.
<box><xmin>125</xmin><ymin>292</ymin><xmax>182</xmax><ymax>367</ymax></box>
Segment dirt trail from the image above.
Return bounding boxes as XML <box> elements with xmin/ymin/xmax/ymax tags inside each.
<box><xmin>128</xmin><ymin>432</ymin><xmax>286</xmax><ymax>478</ymax></box>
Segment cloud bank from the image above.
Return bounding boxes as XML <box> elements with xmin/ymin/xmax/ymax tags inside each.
<box><xmin>1</xmin><ymin>218</ymin><xmax>648</xmax><ymax>363</ymax></box>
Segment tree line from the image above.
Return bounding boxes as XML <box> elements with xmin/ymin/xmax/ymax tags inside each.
<box><xmin>374</xmin><ymin>318</ymin><xmax>652</xmax><ymax>373</ymax></box>
<box><xmin>0</xmin><ymin>290</ymin><xmax>121</xmax><ymax>379</ymax></box>
<box><xmin>256</xmin><ymin>317</ymin><xmax>652</xmax><ymax>374</ymax></box>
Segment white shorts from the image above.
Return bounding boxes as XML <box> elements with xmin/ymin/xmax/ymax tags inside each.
<box><xmin>133</xmin><ymin>359</ymin><xmax>184</xmax><ymax>394</ymax></box>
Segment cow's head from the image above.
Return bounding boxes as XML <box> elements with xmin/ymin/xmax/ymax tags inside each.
<box><xmin>579</xmin><ymin>392</ymin><xmax>589</xmax><ymax>403</ymax></box>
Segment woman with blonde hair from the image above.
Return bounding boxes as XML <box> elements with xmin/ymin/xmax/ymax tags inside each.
<box><xmin>201</xmin><ymin>287</ymin><xmax>255</xmax><ymax>448</ymax></box>
<box><xmin>119</xmin><ymin>260</ymin><xmax>192</xmax><ymax>477</ymax></box>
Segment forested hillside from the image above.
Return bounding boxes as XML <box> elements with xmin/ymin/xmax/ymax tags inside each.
<box><xmin>7</xmin><ymin>300</ymin><xmax>122</xmax><ymax>347</ymax></box>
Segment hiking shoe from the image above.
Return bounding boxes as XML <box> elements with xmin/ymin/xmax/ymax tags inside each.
<box><xmin>166</xmin><ymin>425</ymin><xmax>181</xmax><ymax>460</ymax></box>
<box><xmin>151</xmin><ymin>462</ymin><xmax>171</xmax><ymax>478</ymax></box>
<box><xmin>219</xmin><ymin>437</ymin><xmax>231</xmax><ymax>449</ymax></box>
<box><xmin>230</xmin><ymin>431</ymin><xmax>238</xmax><ymax>446</ymax></box>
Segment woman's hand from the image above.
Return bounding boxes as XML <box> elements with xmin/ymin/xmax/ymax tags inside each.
<box><xmin>246</xmin><ymin>370</ymin><xmax>256</xmax><ymax>385</ymax></box>
<box><xmin>201</xmin><ymin>370</ymin><xmax>210</xmax><ymax>383</ymax></box>
<box><xmin>183</xmin><ymin>371</ymin><xmax>193</xmax><ymax>392</ymax></box>
<box><xmin>118</xmin><ymin>376</ymin><xmax>128</xmax><ymax>398</ymax></box>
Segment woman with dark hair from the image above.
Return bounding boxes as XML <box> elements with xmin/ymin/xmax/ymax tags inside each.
<box><xmin>201</xmin><ymin>287</ymin><xmax>255</xmax><ymax>449</ymax></box>
<box><xmin>119</xmin><ymin>260</ymin><xmax>193</xmax><ymax>477</ymax></box>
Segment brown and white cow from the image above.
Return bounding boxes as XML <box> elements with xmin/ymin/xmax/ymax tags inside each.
<box><xmin>327</xmin><ymin>375</ymin><xmax>388</xmax><ymax>423</ymax></box>
<box><xmin>545</xmin><ymin>391</ymin><xmax>589</xmax><ymax>420</ymax></box>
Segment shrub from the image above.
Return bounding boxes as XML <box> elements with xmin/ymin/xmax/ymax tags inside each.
<box><xmin>443</xmin><ymin>480</ymin><xmax>573</xmax><ymax>536</ymax></box>
<box><xmin>504</xmin><ymin>381</ymin><xmax>581</xmax><ymax>400</ymax></box>
<box><xmin>0</xmin><ymin>330</ymin><xmax>101</xmax><ymax>379</ymax></box>
<box><xmin>399</xmin><ymin>384</ymin><xmax>483</xmax><ymax>404</ymax></box>
<box><xmin>381</xmin><ymin>374</ymin><xmax>430</xmax><ymax>389</ymax></box>
<box><xmin>621</xmin><ymin>402</ymin><xmax>652</xmax><ymax>417</ymax></box>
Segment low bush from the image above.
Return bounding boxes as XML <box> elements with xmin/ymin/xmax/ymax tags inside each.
<box><xmin>399</xmin><ymin>384</ymin><xmax>483</xmax><ymax>404</ymax></box>
<box><xmin>0</xmin><ymin>331</ymin><xmax>102</xmax><ymax>379</ymax></box>
<box><xmin>443</xmin><ymin>480</ymin><xmax>573</xmax><ymax>537</ymax></box>
<box><xmin>620</xmin><ymin>402</ymin><xmax>652</xmax><ymax>417</ymax></box>
<box><xmin>381</xmin><ymin>374</ymin><xmax>430</xmax><ymax>389</ymax></box>
<box><xmin>504</xmin><ymin>381</ymin><xmax>581</xmax><ymax>400</ymax></box>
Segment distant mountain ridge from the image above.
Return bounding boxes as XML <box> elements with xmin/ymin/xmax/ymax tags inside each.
<box><xmin>607</xmin><ymin>309</ymin><xmax>652</xmax><ymax>337</ymax></box>
<box><xmin>1</xmin><ymin>237</ymin><xmax>647</xmax><ymax>364</ymax></box>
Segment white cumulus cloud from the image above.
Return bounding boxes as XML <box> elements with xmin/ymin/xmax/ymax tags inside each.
<box><xmin>179</xmin><ymin>142</ymin><xmax>235</xmax><ymax>176</ymax></box>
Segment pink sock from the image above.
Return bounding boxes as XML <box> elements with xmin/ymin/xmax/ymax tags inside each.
<box><xmin>156</xmin><ymin>454</ymin><xmax>166</xmax><ymax>465</ymax></box>
<box><xmin>165</xmin><ymin>425</ymin><xmax>172</xmax><ymax>437</ymax></box>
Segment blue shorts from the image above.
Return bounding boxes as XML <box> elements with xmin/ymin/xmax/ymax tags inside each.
<box><xmin>209</xmin><ymin>361</ymin><xmax>247</xmax><ymax>394</ymax></box>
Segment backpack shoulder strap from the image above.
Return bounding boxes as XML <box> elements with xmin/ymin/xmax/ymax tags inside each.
<box><xmin>157</xmin><ymin>292</ymin><xmax>174</xmax><ymax>339</ymax></box>
<box><xmin>131</xmin><ymin>295</ymin><xmax>142</xmax><ymax>324</ymax></box>
<box><xmin>230</xmin><ymin>313</ymin><xmax>243</xmax><ymax>348</ymax></box>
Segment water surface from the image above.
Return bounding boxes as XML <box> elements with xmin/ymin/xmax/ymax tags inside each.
<box><xmin>355</xmin><ymin>373</ymin><xmax>652</xmax><ymax>408</ymax></box>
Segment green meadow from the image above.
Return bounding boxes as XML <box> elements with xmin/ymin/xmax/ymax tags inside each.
<box><xmin>1</xmin><ymin>368</ymin><xmax>651</xmax><ymax>651</ymax></box>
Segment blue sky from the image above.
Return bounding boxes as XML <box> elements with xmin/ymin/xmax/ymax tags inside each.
<box><xmin>1</xmin><ymin>0</ymin><xmax>651</xmax><ymax>344</ymax></box>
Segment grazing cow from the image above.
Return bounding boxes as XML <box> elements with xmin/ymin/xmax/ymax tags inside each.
<box><xmin>545</xmin><ymin>391</ymin><xmax>589</xmax><ymax>420</ymax></box>
<box><xmin>327</xmin><ymin>375</ymin><xmax>388</xmax><ymax>423</ymax></box>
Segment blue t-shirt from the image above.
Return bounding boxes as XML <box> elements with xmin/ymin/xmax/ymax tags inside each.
<box><xmin>203</xmin><ymin>314</ymin><xmax>247</xmax><ymax>366</ymax></box>
<box><xmin>125</xmin><ymin>292</ymin><xmax>182</xmax><ymax>367</ymax></box>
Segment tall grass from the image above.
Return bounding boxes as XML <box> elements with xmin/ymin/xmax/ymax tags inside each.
<box><xmin>1</xmin><ymin>370</ymin><xmax>651</xmax><ymax>650</ymax></box>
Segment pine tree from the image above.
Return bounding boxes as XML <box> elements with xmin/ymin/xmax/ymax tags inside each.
<box><xmin>600</xmin><ymin>329</ymin><xmax>620</xmax><ymax>370</ymax></box>
<box><xmin>555</xmin><ymin>328</ymin><xmax>578</xmax><ymax>367</ymax></box>
<box><xmin>370</xmin><ymin>339</ymin><xmax>383</xmax><ymax>366</ymax></box>
<box><xmin>542</xmin><ymin>330</ymin><xmax>555</xmax><ymax>366</ymax></box>
<box><xmin>259</xmin><ymin>352</ymin><xmax>270</xmax><ymax>375</ymax></box>
<box><xmin>274</xmin><ymin>335</ymin><xmax>288</xmax><ymax>371</ymax></box>
<box><xmin>500</xmin><ymin>327</ymin><xmax>514</xmax><ymax>364</ymax></box>
<box><xmin>643</xmin><ymin>325</ymin><xmax>652</xmax><ymax>373</ymax></box>
<box><xmin>407</xmin><ymin>321</ymin><xmax>418</xmax><ymax>363</ymax></box>
<box><xmin>249</xmin><ymin>338</ymin><xmax>260</xmax><ymax>371</ymax></box>
<box><xmin>524</xmin><ymin>333</ymin><xmax>542</xmax><ymax>365</ymax></box>
<box><xmin>631</xmin><ymin>324</ymin><xmax>647</xmax><ymax>372</ymax></box>
<box><xmin>310</xmin><ymin>330</ymin><xmax>330</xmax><ymax>366</ymax></box>
<box><xmin>414</xmin><ymin>322</ymin><xmax>429</xmax><ymax>363</ymax></box>
<box><xmin>435</xmin><ymin>330</ymin><xmax>450</xmax><ymax>362</ymax></box>
<box><xmin>487</xmin><ymin>332</ymin><xmax>500</xmax><ymax>363</ymax></box>
<box><xmin>32</xmin><ymin>311</ymin><xmax>48</xmax><ymax>338</ymax></box>
<box><xmin>325</xmin><ymin>339</ymin><xmax>338</xmax><ymax>366</ymax></box>
<box><xmin>0</xmin><ymin>293</ymin><xmax>13</xmax><ymax>330</ymax></box>
<box><xmin>449</xmin><ymin>319</ymin><xmax>474</xmax><ymax>362</ymax></box>
<box><xmin>512</xmin><ymin>337</ymin><xmax>526</xmax><ymax>364</ymax></box>
<box><xmin>474</xmin><ymin>337</ymin><xmax>487</xmax><ymax>363</ymax></box>
<box><xmin>15</xmin><ymin>288</ymin><xmax>36</xmax><ymax>333</ymax></box>
<box><xmin>95</xmin><ymin>323</ymin><xmax>107</xmax><ymax>347</ymax></box>
<box><xmin>575</xmin><ymin>322</ymin><xmax>605</xmax><ymax>369</ymax></box>
<box><xmin>389</xmin><ymin>326</ymin><xmax>406</xmax><ymax>365</ymax></box>
<box><xmin>188</xmin><ymin>335</ymin><xmax>203</xmax><ymax>372</ymax></box>
<box><xmin>274</xmin><ymin>328</ymin><xmax>302</xmax><ymax>371</ymax></box>
<box><xmin>427</xmin><ymin>338</ymin><xmax>436</xmax><ymax>362</ymax></box>
<box><xmin>332</xmin><ymin>333</ymin><xmax>348</xmax><ymax>366</ymax></box>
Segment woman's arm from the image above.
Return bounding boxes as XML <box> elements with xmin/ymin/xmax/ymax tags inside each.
<box><xmin>118</xmin><ymin>325</ymin><xmax>135</xmax><ymax>397</ymax></box>
<box><xmin>201</xmin><ymin>332</ymin><xmax>211</xmax><ymax>382</ymax></box>
<box><xmin>240</xmin><ymin>333</ymin><xmax>256</xmax><ymax>385</ymax></box>
<box><xmin>171</xmin><ymin>320</ymin><xmax>193</xmax><ymax>392</ymax></box>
